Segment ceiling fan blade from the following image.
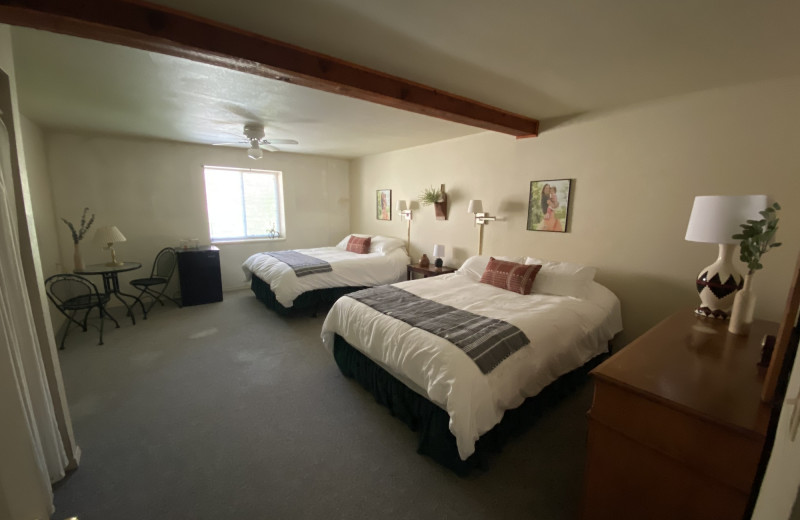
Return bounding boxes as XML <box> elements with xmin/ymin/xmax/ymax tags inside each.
<box><xmin>261</xmin><ymin>143</ymin><xmax>279</xmax><ymax>152</ymax></box>
<box><xmin>212</xmin><ymin>142</ymin><xmax>247</xmax><ymax>146</ymax></box>
<box><xmin>263</xmin><ymin>139</ymin><xmax>299</xmax><ymax>145</ymax></box>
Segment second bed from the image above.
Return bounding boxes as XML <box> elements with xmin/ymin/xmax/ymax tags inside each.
<box><xmin>242</xmin><ymin>234</ymin><xmax>409</xmax><ymax>315</ymax></box>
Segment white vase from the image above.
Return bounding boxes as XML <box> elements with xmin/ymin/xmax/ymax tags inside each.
<box><xmin>73</xmin><ymin>243</ymin><xmax>85</xmax><ymax>272</ymax></box>
<box><xmin>728</xmin><ymin>273</ymin><xmax>756</xmax><ymax>335</ymax></box>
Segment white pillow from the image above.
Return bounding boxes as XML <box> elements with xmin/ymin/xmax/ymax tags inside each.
<box><xmin>457</xmin><ymin>255</ymin><xmax>526</xmax><ymax>281</ymax></box>
<box><xmin>369</xmin><ymin>236</ymin><xmax>406</xmax><ymax>254</ymax></box>
<box><xmin>523</xmin><ymin>257</ymin><xmax>597</xmax><ymax>298</ymax></box>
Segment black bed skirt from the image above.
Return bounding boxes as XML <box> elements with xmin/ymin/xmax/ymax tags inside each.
<box><xmin>332</xmin><ymin>333</ymin><xmax>606</xmax><ymax>475</ymax></box>
<box><xmin>250</xmin><ymin>276</ymin><xmax>366</xmax><ymax>316</ymax></box>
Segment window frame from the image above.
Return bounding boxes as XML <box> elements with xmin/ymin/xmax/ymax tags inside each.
<box><xmin>202</xmin><ymin>165</ymin><xmax>286</xmax><ymax>244</ymax></box>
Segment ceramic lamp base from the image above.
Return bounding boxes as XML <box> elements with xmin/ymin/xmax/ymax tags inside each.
<box><xmin>694</xmin><ymin>244</ymin><xmax>743</xmax><ymax>319</ymax></box>
<box><xmin>105</xmin><ymin>245</ymin><xmax>124</xmax><ymax>267</ymax></box>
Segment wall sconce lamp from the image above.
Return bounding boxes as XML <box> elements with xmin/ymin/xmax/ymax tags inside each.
<box><xmin>94</xmin><ymin>225</ymin><xmax>127</xmax><ymax>266</ymax></box>
<box><xmin>396</xmin><ymin>200</ymin><xmax>412</xmax><ymax>221</ymax></box>
<box><xmin>396</xmin><ymin>200</ymin><xmax>413</xmax><ymax>250</ymax></box>
<box><xmin>468</xmin><ymin>200</ymin><xmax>497</xmax><ymax>255</ymax></box>
<box><xmin>468</xmin><ymin>199</ymin><xmax>496</xmax><ymax>226</ymax></box>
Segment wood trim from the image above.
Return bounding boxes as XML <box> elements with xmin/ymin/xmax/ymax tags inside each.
<box><xmin>0</xmin><ymin>0</ymin><xmax>539</xmax><ymax>137</ymax></box>
<box><xmin>762</xmin><ymin>251</ymin><xmax>800</xmax><ymax>402</ymax></box>
<box><xmin>434</xmin><ymin>183</ymin><xmax>447</xmax><ymax>220</ymax></box>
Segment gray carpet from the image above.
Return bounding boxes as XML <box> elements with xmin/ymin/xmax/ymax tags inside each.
<box><xmin>52</xmin><ymin>289</ymin><xmax>594</xmax><ymax>520</ymax></box>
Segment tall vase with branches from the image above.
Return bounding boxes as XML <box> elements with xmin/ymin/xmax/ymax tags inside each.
<box><xmin>61</xmin><ymin>207</ymin><xmax>95</xmax><ymax>272</ymax></box>
<box><xmin>728</xmin><ymin>202</ymin><xmax>782</xmax><ymax>334</ymax></box>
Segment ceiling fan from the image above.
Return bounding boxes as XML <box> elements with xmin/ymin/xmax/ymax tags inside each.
<box><xmin>213</xmin><ymin>123</ymin><xmax>299</xmax><ymax>159</ymax></box>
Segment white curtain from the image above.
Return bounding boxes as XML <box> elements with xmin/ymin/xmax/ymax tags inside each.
<box><xmin>0</xmin><ymin>108</ymin><xmax>67</xmax><ymax>510</ymax></box>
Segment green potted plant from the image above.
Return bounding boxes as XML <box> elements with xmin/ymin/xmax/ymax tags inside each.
<box><xmin>418</xmin><ymin>186</ymin><xmax>443</xmax><ymax>206</ymax></box>
<box><xmin>728</xmin><ymin>202</ymin><xmax>782</xmax><ymax>334</ymax></box>
<box><xmin>418</xmin><ymin>184</ymin><xmax>448</xmax><ymax>220</ymax></box>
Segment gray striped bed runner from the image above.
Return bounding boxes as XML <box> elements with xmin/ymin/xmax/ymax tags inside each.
<box><xmin>265</xmin><ymin>250</ymin><xmax>332</xmax><ymax>277</ymax></box>
<box><xmin>348</xmin><ymin>285</ymin><xmax>529</xmax><ymax>374</ymax></box>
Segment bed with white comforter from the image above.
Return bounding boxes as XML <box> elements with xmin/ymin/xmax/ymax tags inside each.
<box><xmin>320</xmin><ymin>256</ymin><xmax>622</xmax><ymax>462</ymax></box>
<box><xmin>242</xmin><ymin>235</ymin><xmax>409</xmax><ymax>309</ymax></box>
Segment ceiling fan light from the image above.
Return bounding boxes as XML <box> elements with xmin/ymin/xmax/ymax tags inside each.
<box><xmin>247</xmin><ymin>146</ymin><xmax>263</xmax><ymax>160</ymax></box>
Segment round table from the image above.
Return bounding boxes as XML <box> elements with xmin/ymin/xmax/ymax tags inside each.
<box><xmin>75</xmin><ymin>262</ymin><xmax>147</xmax><ymax>324</ymax></box>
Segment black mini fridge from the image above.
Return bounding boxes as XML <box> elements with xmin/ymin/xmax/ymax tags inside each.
<box><xmin>176</xmin><ymin>246</ymin><xmax>223</xmax><ymax>306</ymax></box>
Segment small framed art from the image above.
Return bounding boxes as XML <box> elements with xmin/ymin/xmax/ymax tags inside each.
<box><xmin>376</xmin><ymin>189</ymin><xmax>392</xmax><ymax>220</ymax></box>
<box><xmin>527</xmin><ymin>179</ymin><xmax>572</xmax><ymax>232</ymax></box>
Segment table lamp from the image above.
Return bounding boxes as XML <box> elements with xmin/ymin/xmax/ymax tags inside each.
<box><xmin>433</xmin><ymin>244</ymin><xmax>445</xmax><ymax>268</ymax></box>
<box><xmin>94</xmin><ymin>225</ymin><xmax>127</xmax><ymax>266</ymax></box>
<box><xmin>684</xmin><ymin>195</ymin><xmax>768</xmax><ymax>318</ymax></box>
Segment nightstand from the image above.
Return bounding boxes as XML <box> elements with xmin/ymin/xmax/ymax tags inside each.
<box><xmin>407</xmin><ymin>264</ymin><xmax>456</xmax><ymax>280</ymax></box>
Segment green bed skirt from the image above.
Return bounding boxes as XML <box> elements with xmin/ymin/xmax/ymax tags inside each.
<box><xmin>332</xmin><ymin>333</ymin><xmax>606</xmax><ymax>475</ymax></box>
<box><xmin>250</xmin><ymin>276</ymin><xmax>366</xmax><ymax>316</ymax></box>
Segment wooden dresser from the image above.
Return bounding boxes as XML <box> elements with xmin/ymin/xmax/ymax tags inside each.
<box><xmin>582</xmin><ymin>310</ymin><xmax>776</xmax><ymax>520</ymax></box>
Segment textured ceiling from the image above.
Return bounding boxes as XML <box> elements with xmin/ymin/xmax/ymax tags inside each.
<box><xmin>148</xmin><ymin>0</ymin><xmax>800</xmax><ymax>119</ymax></box>
<box><xmin>10</xmin><ymin>0</ymin><xmax>800</xmax><ymax>158</ymax></box>
<box><xmin>11</xmin><ymin>28</ymin><xmax>480</xmax><ymax>159</ymax></box>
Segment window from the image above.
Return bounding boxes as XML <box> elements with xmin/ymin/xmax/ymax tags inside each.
<box><xmin>203</xmin><ymin>166</ymin><xmax>284</xmax><ymax>242</ymax></box>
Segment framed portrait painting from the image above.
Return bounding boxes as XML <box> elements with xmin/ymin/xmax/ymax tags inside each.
<box><xmin>376</xmin><ymin>189</ymin><xmax>392</xmax><ymax>220</ymax></box>
<box><xmin>527</xmin><ymin>179</ymin><xmax>572</xmax><ymax>232</ymax></box>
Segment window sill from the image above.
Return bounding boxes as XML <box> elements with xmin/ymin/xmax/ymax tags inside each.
<box><xmin>211</xmin><ymin>238</ymin><xmax>287</xmax><ymax>246</ymax></box>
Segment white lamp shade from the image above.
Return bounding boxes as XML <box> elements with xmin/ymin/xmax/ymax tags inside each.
<box><xmin>467</xmin><ymin>200</ymin><xmax>483</xmax><ymax>214</ymax></box>
<box><xmin>685</xmin><ymin>195</ymin><xmax>768</xmax><ymax>244</ymax></box>
<box><xmin>432</xmin><ymin>244</ymin><xmax>445</xmax><ymax>258</ymax></box>
<box><xmin>94</xmin><ymin>225</ymin><xmax>126</xmax><ymax>245</ymax></box>
<box><xmin>396</xmin><ymin>200</ymin><xmax>408</xmax><ymax>211</ymax></box>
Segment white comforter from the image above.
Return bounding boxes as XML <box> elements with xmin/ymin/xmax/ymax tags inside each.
<box><xmin>321</xmin><ymin>273</ymin><xmax>623</xmax><ymax>460</ymax></box>
<box><xmin>242</xmin><ymin>247</ymin><xmax>409</xmax><ymax>308</ymax></box>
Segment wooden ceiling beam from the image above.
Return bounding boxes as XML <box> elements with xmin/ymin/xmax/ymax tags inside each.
<box><xmin>0</xmin><ymin>0</ymin><xmax>539</xmax><ymax>137</ymax></box>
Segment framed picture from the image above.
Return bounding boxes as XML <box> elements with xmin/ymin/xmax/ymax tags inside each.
<box><xmin>376</xmin><ymin>189</ymin><xmax>392</xmax><ymax>220</ymax></box>
<box><xmin>527</xmin><ymin>179</ymin><xmax>572</xmax><ymax>232</ymax></box>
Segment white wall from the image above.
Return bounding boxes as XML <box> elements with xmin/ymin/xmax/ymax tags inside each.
<box><xmin>0</xmin><ymin>23</ymin><xmax>57</xmax><ymax>520</ymax></box>
<box><xmin>752</xmin><ymin>343</ymin><xmax>800</xmax><ymax>519</ymax></box>
<box><xmin>46</xmin><ymin>133</ymin><xmax>350</xmax><ymax>294</ymax></box>
<box><xmin>21</xmin><ymin>116</ymin><xmax>61</xmax><ymax>278</ymax></box>
<box><xmin>351</xmin><ymin>77</ymin><xmax>800</xmax><ymax>345</ymax></box>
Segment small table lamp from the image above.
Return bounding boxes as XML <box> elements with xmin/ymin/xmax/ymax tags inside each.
<box><xmin>433</xmin><ymin>244</ymin><xmax>445</xmax><ymax>268</ymax></box>
<box><xmin>94</xmin><ymin>225</ymin><xmax>127</xmax><ymax>267</ymax></box>
<box><xmin>685</xmin><ymin>195</ymin><xmax>768</xmax><ymax>318</ymax></box>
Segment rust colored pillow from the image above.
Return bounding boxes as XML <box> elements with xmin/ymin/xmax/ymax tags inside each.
<box><xmin>480</xmin><ymin>257</ymin><xmax>542</xmax><ymax>295</ymax></box>
<box><xmin>346</xmin><ymin>235</ymin><xmax>372</xmax><ymax>254</ymax></box>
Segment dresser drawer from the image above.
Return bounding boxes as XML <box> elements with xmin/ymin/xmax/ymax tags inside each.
<box><xmin>589</xmin><ymin>379</ymin><xmax>763</xmax><ymax>493</ymax></box>
<box><xmin>583</xmin><ymin>419</ymin><xmax>749</xmax><ymax>520</ymax></box>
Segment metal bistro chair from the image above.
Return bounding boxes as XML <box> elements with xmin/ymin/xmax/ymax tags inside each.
<box><xmin>130</xmin><ymin>247</ymin><xmax>181</xmax><ymax>313</ymax></box>
<box><xmin>45</xmin><ymin>273</ymin><xmax>120</xmax><ymax>349</ymax></box>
